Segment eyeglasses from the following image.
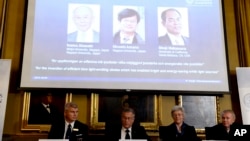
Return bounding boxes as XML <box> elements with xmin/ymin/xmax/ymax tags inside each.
<box><xmin>122</xmin><ymin>116</ymin><xmax>135</xmax><ymax>121</ymax></box>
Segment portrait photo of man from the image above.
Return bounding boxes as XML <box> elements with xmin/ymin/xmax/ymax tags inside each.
<box><xmin>28</xmin><ymin>92</ymin><xmax>64</xmax><ymax>124</ymax></box>
<box><xmin>113</xmin><ymin>7</ymin><xmax>145</xmax><ymax>45</ymax></box>
<box><xmin>67</xmin><ymin>4</ymin><xmax>100</xmax><ymax>43</ymax></box>
<box><xmin>98</xmin><ymin>94</ymin><xmax>154</xmax><ymax>124</ymax></box>
<box><xmin>158</xmin><ymin>8</ymin><xmax>189</xmax><ymax>47</ymax></box>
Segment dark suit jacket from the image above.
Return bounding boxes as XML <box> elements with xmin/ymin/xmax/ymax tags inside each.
<box><xmin>158</xmin><ymin>34</ymin><xmax>189</xmax><ymax>47</ymax></box>
<box><xmin>206</xmin><ymin>123</ymin><xmax>240</xmax><ymax>140</ymax></box>
<box><xmin>105</xmin><ymin>123</ymin><xmax>151</xmax><ymax>141</ymax></box>
<box><xmin>113</xmin><ymin>31</ymin><xmax>145</xmax><ymax>45</ymax></box>
<box><xmin>67</xmin><ymin>30</ymin><xmax>99</xmax><ymax>43</ymax></box>
<box><xmin>48</xmin><ymin>119</ymin><xmax>88</xmax><ymax>141</ymax></box>
<box><xmin>28</xmin><ymin>103</ymin><xmax>61</xmax><ymax>124</ymax></box>
<box><xmin>159</xmin><ymin>123</ymin><xmax>200</xmax><ymax>141</ymax></box>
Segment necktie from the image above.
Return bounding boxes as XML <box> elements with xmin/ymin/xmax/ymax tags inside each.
<box><xmin>123</xmin><ymin>38</ymin><xmax>129</xmax><ymax>43</ymax></box>
<box><xmin>125</xmin><ymin>129</ymin><xmax>130</xmax><ymax>139</ymax></box>
<box><xmin>65</xmin><ymin>124</ymin><xmax>72</xmax><ymax>139</ymax></box>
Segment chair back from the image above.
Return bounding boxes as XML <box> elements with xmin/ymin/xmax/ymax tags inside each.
<box><xmin>205</xmin><ymin>126</ymin><xmax>213</xmax><ymax>140</ymax></box>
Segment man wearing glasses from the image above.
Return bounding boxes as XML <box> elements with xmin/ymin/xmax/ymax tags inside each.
<box><xmin>105</xmin><ymin>108</ymin><xmax>151</xmax><ymax>141</ymax></box>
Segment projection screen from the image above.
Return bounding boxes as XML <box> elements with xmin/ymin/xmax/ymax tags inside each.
<box><xmin>20</xmin><ymin>0</ymin><xmax>230</xmax><ymax>93</ymax></box>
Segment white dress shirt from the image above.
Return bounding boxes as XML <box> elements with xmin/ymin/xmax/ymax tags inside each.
<box><xmin>42</xmin><ymin>103</ymin><xmax>50</xmax><ymax>113</ymax></box>
<box><xmin>76</xmin><ymin>30</ymin><xmax>94</xmax><ymax>43</ymax></box>
<box><xmin>121</xmin><ymin>126</ymin><xmax>132</xmax><ymax>139</ymax></box>
<box><xmin>64</xmin><ymin>121</ymin><xmax>75</xmax><ymax>139</ymax></box>
<box><xmin>120</xmin><ymin>32</ymin><xmax>135</xmax><ymax>44</ymax></box>
<box><xmin>167</xmin><ymin>32</ymin><xmax>185</xmax><ymax>46</ymax></box>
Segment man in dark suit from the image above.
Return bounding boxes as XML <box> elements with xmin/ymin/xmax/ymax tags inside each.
<box><xmin>105</xmin><ymin>108</ymin><xmax>151</xmax><ymax>141</ymax></box>
<box><xmin>113</xmin><ymin>8</ymin><xmax>144</xmax><ymax>45</ymax></box>
<box><xmin>158</xmin><ymin>8</ymin><xmax>189</xmax><ymax>47</ymax></box>
<box><xmin>206</xmin><ymin>109</ymin><xmax>240</xmax><ymax>140</ymax></box>
<box><xmin>48</xmin><ymin>102</ymin><xmax>88</xmax><ymax>141</ymax></box>
<box><xmin>28</xmin><ymin>93</ymin><xmax>61</xmax><ymax>124</ymax></box>
<box><xmin>159</xmin><ymin>105</ymin><xmax>200</xmax><ymax>141</ymax></box>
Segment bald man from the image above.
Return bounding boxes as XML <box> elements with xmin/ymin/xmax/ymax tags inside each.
<box><xmin>67</xmin><ymin>6</ymin><xmax>99</xmax><ymax>43</ymax></box>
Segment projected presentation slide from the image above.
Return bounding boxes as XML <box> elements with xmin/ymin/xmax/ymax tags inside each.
<box><xmin>21</xmin><ymin>0</ymin><xmax>229</xmax><ymax>93</ymax></box>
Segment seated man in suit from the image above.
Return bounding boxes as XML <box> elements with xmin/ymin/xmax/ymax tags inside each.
<box><xmin>159</xmin><ymin>105</ymin><xmax>200</xmax><ymax>141</ymax></box>
<box><xmin>105</xmin><ymin>108</ymin><xmax>151</xmax><ymax>141</ymax></box>
<box><xmin>206</xmin><ymin>109</ymin><xmax>240</xmax><ymax>140</ymax></box>
<box><xmin>48</xmin><ymin>102</ymin><xmax>88</xmax><ymax>141</ymax></box>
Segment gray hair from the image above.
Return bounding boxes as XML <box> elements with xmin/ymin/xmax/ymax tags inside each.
<box><xmin>73</xmin><ymin>6</ymin><xmax>93</xmax><ymax>16</ymax></box>
<box><xmin>64</xmin><ymin>102</ymin><xmax>78</xmax><ymax>111</ymax></box>
<box><xmin>221</xmin><ymin>109</ymin><xmax>236</xmax><ymax>120</ymax></box>
<box><xmin>122</xmin><ymin>107</ymin><xmax>135</xmax><ymax>115</ymax></box>
<box><xmin>171</xmin><ymin>105</ymin><xmax>185</xmax><ymax>116</ymax></box>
